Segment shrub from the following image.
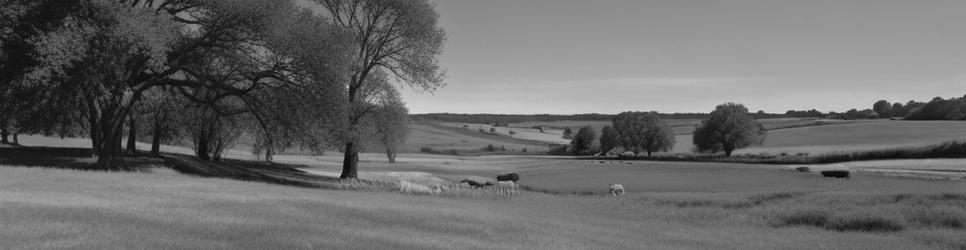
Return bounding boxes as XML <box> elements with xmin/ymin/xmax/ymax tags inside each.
<box><xmin>521</xmin><ymin>148</ymin><xmax>527</xmax><ymax>153</ymax></box>
<box><xmin>547</xmin><ymin>144</ymin><xmax>569</xmax><ymax>155</ymax></box>
<box><xmin>826</xmin><ymin>215</ymin><xmax>904</xmax><ymax>232</ymax></box>
<box><xmin>794</xmin><ymin>166</ymin><xmax>810</xmax><ymax>173</ymax></box>
<box><xmin>777</xmin><ymin>210</ymin><xmax>831</xmax><ymax>227</ymax></box>
<box><xmin>485</xmin><ymin>144</ymin><xmax>495</xmax><ymax>152</ymax></box>
<box><xmin>908</xmin><ymin>207</ymin><xmax>965</xmax><ymax>229</ymax></box>
<box><xmin>420</xmin><ymin>147</ymin><xmax>434</xmax><ymax>153</ymax></box>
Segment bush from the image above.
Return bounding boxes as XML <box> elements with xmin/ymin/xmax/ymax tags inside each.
<box><xmin>826</xmin><ymin>216</ymin><xmax>904</xmax><ymax>232</ymax></box>
<box><xmin>420</xmin><ymin>147</ymin><xmax>434</xmax><ymax>153</ymax></box>
<box><xmin>777</xmin><ymin>210</ymin><xmax>831</xmax><ymax>227</ymax></box>
<box><xmin>547</xmin><ymin>144</ymin><xmax>569</xmax><ymax>155</ymax></box>
<box><xmin>485</xmin><ymin>144</ymin><xmax>495</xmax><ymax>152</ymax></box>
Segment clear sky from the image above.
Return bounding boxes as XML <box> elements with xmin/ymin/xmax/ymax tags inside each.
<box><xmin>393</xmin><ymin>0</ymin><xmax>966</xmax><ymax>114</ymax></box>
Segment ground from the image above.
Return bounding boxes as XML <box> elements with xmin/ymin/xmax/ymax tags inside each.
<box><xmin>2</xmin><ymin>118</ymin><xmax>966</xmax><ymax>249</ymax></box>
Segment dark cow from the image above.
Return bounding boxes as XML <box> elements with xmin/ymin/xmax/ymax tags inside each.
<box><xmin>821</xmin><ymin>170</ymin><xmax>850</xmax><ymax>179</ymax></box>
<box><xmin>497</xmin><ymin>172</ymin><xmax>520</xmax><ymax>182</ymax></box>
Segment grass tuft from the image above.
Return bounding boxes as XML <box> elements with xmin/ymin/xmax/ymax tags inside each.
<box><xmin>907</xmin><ymin>207</ymin><xmax>965</xmax><ymax>229</ymax></box>
<box><xmin>825</xmin><ymin>215</ymin><xmax>904</xmax><ymax>232</ymax></box>
<box><xmin>776</xmin><ymin>209</ymin><xmax>831</xmax><ymax>227</ymax></box>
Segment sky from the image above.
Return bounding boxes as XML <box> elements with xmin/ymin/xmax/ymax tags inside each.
<box><xmin>336</xmin><ymin>0</ymin><xmax>966</xmax><ymax>114</ymax></box>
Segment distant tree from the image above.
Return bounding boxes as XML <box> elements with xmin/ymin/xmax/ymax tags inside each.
<box><xmin>613</xmin><ymin>112</ymin><xmax>675</xmax><ymax>157</ymax></box>
<box><xmin>562</xmin><ymin>127</ymin><xmax>574</xmax><ymax>139</ymax></box>
<box><xmin>490</xmin><ymin>127</ymin><xmax>497</xmax><ymax>134</ymax></box>
<box><xmin>570</xmin><ymin>126</ymin><xmax>596</xmax><ymax>154</ymax></box>
<box><xmin>692</xmin><ymin>103</ymin><xmax>766</xmax><ymax>156</ymax></box>
<box><xmin>891</xmin><ymin>102</ymin><xmax>906</xmax><ymax>118</ymax></box>
<box><xmin>598</xmin><ymin>125</ymin><xmax>619</xmax><ymax>155</ymax></box>
<box><xmin>873</xmin><ymin>100</ymin><xmax>892</xmax><ymax>118</ymax></box>
<box><xmin>370</xmin><ymin>102</ymin><xmax>409</xmax><ymax>163</ymax></box>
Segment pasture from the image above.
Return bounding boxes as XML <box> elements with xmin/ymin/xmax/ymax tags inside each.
<box><xmin>2</xmin><ymin>152</ymin><xmax>965</xmax><ymax>249</ymax></box>
<box><xmin>4</xmin><ymin>118</ymin><xmax>966</xmax><ymax>249</ymax></box>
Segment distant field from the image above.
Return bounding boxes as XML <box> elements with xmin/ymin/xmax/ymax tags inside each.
<box><xmin>736</xmin><ymin>120</ymin><xmax>966</xmax><ymax>155</ymax></box>
<box><xmin>399</xmin><ymin>122</ymin><xmax>550</xmax><ymax>153</ymax></box>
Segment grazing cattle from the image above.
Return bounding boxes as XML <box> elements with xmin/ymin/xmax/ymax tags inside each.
<box><xmin>821</xmin><ymin>170</ymin><xmax>850</xmax><ymax>179</ymax></box>
<box><xmin>497</xmin><ymin>172</ymin><xmax>520</xmax><ymax>182</ymax></box>
<box><xmin>609</xmin><ymin>184</ymin><xmax>625</xmax><ymax>196</ymax></box>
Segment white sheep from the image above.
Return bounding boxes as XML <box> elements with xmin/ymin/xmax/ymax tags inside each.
<box><xmin>609</xmin><ymin>184</ymin><xmax>625</xmax><ymax>196</ymax></box>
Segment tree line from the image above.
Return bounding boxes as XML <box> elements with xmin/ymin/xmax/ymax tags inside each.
<box><xmin>0</xmin><ymin>0</ymin><xmax>445</xmax><ymax>179</ymax></box>
<box><xmin>562</xmin><ymin>103</ymin><xmax>767</xmax><ymax>157</ymax></box>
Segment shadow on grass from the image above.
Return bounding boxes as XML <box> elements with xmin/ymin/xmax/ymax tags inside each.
<box><xmin>158</xmin><ymin>154</ymin><xmax>332</xmax><ymax>188</ymax></box>
<box><xmin>0</xmin><ymin>145</ymin><xmax>336</xmax><ymax>188</ymax></box>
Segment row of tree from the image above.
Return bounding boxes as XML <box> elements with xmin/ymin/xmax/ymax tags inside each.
<box><xmin>875</xmin><ymin>96</ymin><xmax>966</xmax><ymax>121</ymax></box>
<box><xmin>0</xmin><ymin>0</ymin><xmax>445</xmax><ymax>178</ymax></box>
<box><xmin>565</xmin><ymin>103</ymin><xmax>767</xmax><ymax>157</ymax></box>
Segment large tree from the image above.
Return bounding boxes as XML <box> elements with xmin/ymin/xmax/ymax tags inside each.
<box><xmin>17</xmin><ymin>0</ymin><xmax>350</xmax><ymax>167</ymax></box>
<box><xmin>612</xmin><ymin>112</ymin><xmax>675</xmax><ymax>157</ymax></box>
<box><xmin>692</xmin><ymin>103</ymin><xmax>766</xmax><ymax>156</ymax></box>
<box><xmin>317</xmin><ymin>0</ymin><xmax>446</xmax><ymax>179</ymax></box>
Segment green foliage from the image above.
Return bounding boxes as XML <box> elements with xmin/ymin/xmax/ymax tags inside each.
<box><xmin>561</xmin><ymin>127</ymin><xmax>573</xmax><ymax>139</ymax></box>
<box><xmin>692</xmin><ymin>103</ymin><xmax>765</xmax><ymax>156</ymax></box>
<box><xmin>873</xmin><ymin>100</ymin><xmax>892</xmax><ymax>118</ymax></box>
<box><xmin>569</xmin><ymin>126</ymin><xmax>596</xmax><ymax>155</ymax></box>
<box><xmin>598</xmin><ymin>125</ymin><xmax>619</xmax><ymax>155</ymax></box>
<box><xmin>612</xmin><ymin>112</ymin><xmax>675</xmax><ymax>156</ymax></box>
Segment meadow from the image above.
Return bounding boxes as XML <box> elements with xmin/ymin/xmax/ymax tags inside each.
<box><xmin>2</xmin><ymin>160</ymin><xmax>964</xmax><ymax>249</ymax></box>
<box><xmin>3</xmin><ymin>118</ymin><xmax>966</xmax><ymax>249</ymax></box>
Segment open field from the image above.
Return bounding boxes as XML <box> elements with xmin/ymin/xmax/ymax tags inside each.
<box><xmin>736</xmin><ymin>121</ymin><xmax>966</xmax><ymax>155</ymax></box>
<box><xmin>427</xmin><ymin>118</ymin><xmax>866</xmax><ymax>153</ymax></box>
<box><xmin>2</xmin><ymin>159</ymin><xmax>965</xmax><ymax>249</ymax></box>
<box><xmin>400</xmin><ymin>122</ymin><xmax>552</xmax><ymax>154</ymax></box>
<box><xmin>3</xmin><ymin>130</ymin><xmax>966</xmax><ymax>249</ymax></box>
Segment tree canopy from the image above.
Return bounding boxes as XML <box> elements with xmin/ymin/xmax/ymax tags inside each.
<box><xmin>612</xmin><ymin>111</ymin><xmax>675</xmax><ymax>157</ymax></box>
<box><xmin>692</xmin><ymin>103</ymin><xmax>766</xmax><ymax>156</ymax></box>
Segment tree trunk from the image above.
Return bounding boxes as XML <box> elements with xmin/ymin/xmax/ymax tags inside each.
<box><xmin>647</xmin><ymin>151</ymin><xmax>652</xmax><ymax>157</ymax></box>
<box><xmin>95</xmin><ymin>117</ymin><xmax>124</xmax><ymax>168</ymax></box>
<box><xmin>0</xmin><ymin>122</ymin><xmax>8</xmax><ymax>145</ymax></box>
<box><xmin>196</xmin><ymin>131</ymin><xmax>210</xmax><ymax>161</ymax></box>
<box><xmin>386</xmin><ymin>146</ymin><xmax>396</xmax><ymax>163</ymax></box>
<box><xmin>340</xmin><ymin>141</ymin><xmax>359</xmax><ymax>179</ymax></box>
<box><xmin>126</xmin><ymin>114</ymin><xmax>137</xmax><ymax>155</ymax></box>
<box><xmin>151</xmin><ymin>118</ymin><xmax>162</xmax><ymax>155</ymax></box>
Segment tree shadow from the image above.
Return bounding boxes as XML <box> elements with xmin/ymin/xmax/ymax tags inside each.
<box><xmin>157</xmin><ymin>154</ymin><xmax>334</xmax><ymax>188</ymax></box>
<box><xmin>0</xmin><ymin>145</ymin><xmax>335</xmax><ymax>188</ymax></box>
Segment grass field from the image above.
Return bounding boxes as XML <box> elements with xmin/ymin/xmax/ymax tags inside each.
<box><xmin>2</xmin><ymin>162</ymin><xmax>964</xmax><ymax>249</ymax></box>
<box><xmin>737</xmin><ymin>120</ymin><xmax>966</xmax><ymax>155</ymax></box>
<box><xmin>399</xmin><ymin>122</ymin><xmax>551</xmax><ymax>154</ymax></box>
<box><xmin>4</xmin><ymin>125</ymin><xmax>966</xmax><ymax>249</ymax></box>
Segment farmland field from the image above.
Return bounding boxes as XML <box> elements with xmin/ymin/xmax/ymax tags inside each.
<box><xmin>735</xmin><ymin>120</ymin><xmax>966</xmax><ymax>155</ymax></box>
<box><xmin>4</xmin><ymin>117</ymin><xmax>966</xmax><ymax>249</ymax></box>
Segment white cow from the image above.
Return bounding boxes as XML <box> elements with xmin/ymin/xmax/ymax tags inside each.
<box><xmin>609</xmin><ymin>184</ymin><xmax>625</xmax><ymax>196</ymax></box>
